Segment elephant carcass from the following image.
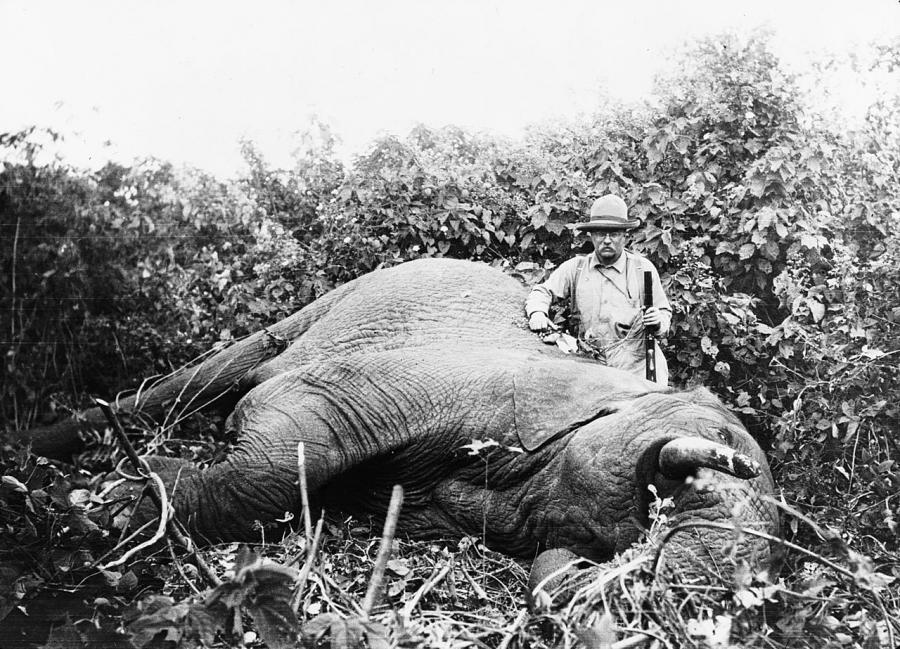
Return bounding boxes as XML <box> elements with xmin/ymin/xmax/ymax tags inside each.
<box><xmin>18</xmin><ymin>258</ymin><xmax>779</xmax><ymax>583</ymax></box>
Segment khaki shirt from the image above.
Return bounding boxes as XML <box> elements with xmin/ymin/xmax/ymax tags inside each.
<box><xmin>525</xmin><ymin>250</ymin><xmax>671</xmax><ymax>384</ymax></box>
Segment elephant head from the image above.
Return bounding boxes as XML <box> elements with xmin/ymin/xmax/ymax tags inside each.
<box><xmin>525</xmin><ymin>386</ymin><xmax>778</xmax><ymax>606</ymax></box>
<box><xmin>17</xmin><ymin>258</ymin><xmax>779</xmax><ymax>592</ymax></box>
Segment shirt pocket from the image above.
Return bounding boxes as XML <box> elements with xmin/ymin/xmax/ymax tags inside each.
<box><xmin>613</xmin><ymin>300</ymin><xmax>642</xmax><ymax>338</ymax></box>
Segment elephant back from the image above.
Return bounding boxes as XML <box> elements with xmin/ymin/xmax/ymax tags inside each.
<box><xmin>260</xmin><ymin>258</ymin><xmax>550</xmax><ymax>374</ymax></box>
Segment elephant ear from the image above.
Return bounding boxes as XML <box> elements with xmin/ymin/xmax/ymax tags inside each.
<box><xmin>512</xmin><ymin>361</ymin><xmax>644</xmax><ymax>452</ymax></box>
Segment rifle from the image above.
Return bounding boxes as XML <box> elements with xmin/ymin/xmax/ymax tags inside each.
<box><xmin>643</xmin><ymin>271</ymin><xmax>656</xmax><ymax>382</ymax></box>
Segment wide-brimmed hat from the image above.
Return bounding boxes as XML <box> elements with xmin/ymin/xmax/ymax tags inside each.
<box><xmin>573</xmin><ymin>195</ymin><xmax>641</xmax><ymax>231</ymax></box>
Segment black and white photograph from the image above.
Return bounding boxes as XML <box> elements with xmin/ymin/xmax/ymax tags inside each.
<box><xmin>1</xmin><ymin>1</ymin><xmax>898</xmax><ymax>647</ymax></box>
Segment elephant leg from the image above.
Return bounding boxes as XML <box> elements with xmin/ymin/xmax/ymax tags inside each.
<box><xmin>527</xmin><ymin>548</ymin><xmax>593</xmax><ymax>611</ymax></box>
<box><xmin>101</xmin><ymin>405</ymin><xmax>345</xmax><ymax>543</ymax></box>
<box><xmin>104</xmin><ymin>451</ymin><xmax>308</xmax><ymax>544</ymax></box>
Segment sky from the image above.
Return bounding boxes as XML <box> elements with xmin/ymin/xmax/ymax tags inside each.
<box><xmin>1</xmin><ymin>0</ymin><xmax>898</xmax><ymax>177</ymax></box>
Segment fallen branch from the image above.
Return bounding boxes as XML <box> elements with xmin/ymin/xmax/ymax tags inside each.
<box><xmin>91</xmin><ymin>519</ymin><xmax>157</xmax><ymax>569</ymax></box>
<box><xmin>167</xmin><ymin>537</ymin><xmax>202</xmax><ymax>595</ymax></box>
<box><xmin>96</xmin><ymin>398</ymin><xmax>222</xmax><ymax>587</ymax></box>
<box><xmin>612</xmin><ymin>635</ymin><xmax>651</xmax><ymax>649</ymax></box>
<box><xmin>459</xmin><ymin>554</ymin><xmax>489</xmax><ymax>602</ymax></box>
<box><xmin>291</xmin><ymin>515</ymin><xmax>325</xmax><ymax>614</ymax></box>
<box><xmin>100</xmin><ymin>470</ymin><xmax>169</xmax><ymax>570</ymax></box>
<box><xmin>297</xmin><ymin>442</ymin><xmax>313</xmax><ymax>542</ymax></box>
<box><xmin>401</xmin><ymin>562</ymin><xmax>451</xmax><ymax>618</ymax></box>
<box><xmin>361</xmin><ymin>484</ymin><xmax>404</xmax><ymax>617</ymax></box>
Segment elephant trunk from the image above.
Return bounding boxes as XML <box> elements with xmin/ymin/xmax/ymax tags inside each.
<box><xmin>651</xmin><ymin>468</ymin><xmax>778</xmax><ymax>583</ymax></box>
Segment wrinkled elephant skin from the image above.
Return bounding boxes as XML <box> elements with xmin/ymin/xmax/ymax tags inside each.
<box><xmin>20</xmin><ymin>259</ymin><xmax>779</xmax><ymax>583</ymax></box>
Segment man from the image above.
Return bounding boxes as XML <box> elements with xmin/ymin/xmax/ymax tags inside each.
<box><xmin>525</xmin><ymin>194</ymin><xmax>671</xmax><ymax>385</ymax></box>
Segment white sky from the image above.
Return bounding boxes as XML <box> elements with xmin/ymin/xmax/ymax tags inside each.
<box><xmin>2</xmin><ymin>0</ymin><xmax>898</xmax><ymax>177</ymax></box>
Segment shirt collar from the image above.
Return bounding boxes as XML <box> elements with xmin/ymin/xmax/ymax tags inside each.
<box><xmin>592</xmin><ymin>250</ymin><xmax>628</xmax><ymax>273</ymax></box>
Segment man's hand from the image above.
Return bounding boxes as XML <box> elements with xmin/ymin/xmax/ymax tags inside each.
<box><xmin>528</xmin><ymin>312</ymin><xmax>555</xmax><ymax>332</ymax></box>
<box><xmin>642</xmin><ymin>306</ymin><xmax>663</xmax><ymax>332</ymax></box>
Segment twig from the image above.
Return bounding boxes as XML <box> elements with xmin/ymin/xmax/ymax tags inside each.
<box><xmin>496</xmin><ymin>608</ymin><xmax>527</xmax><ymax>649</ymax></box>
<box><xmin>459</xmin><ymin>555</ymin><xmax>489</xmax><ymax>601</ymax></box>
<box><xmin>612</xmin><ymin>635</ymin><xmax>651</xmax><ymax>649</ymax></box>
<box><xmin>361</xmin><ymin>484</ymin><xmax>404</xmax><ymax>616</ymax></box>
<box><xmin>168</xmin><ymin>537</ymin><xmax>202</xmax><ymax>595</ymax></box>
<box><xmin>157</xmin><ymin>357</ymin><xmax>209</xmax><ymax>431</ymax></box>
<box><xmin>100</xmin><ymin>471</ymin><xmax>169</xmax><ymax>569</ymax></box>
<box><xmin>113</xmin><ymin>487</ymin><xmax>147</xmax><ymax>544</ymax></box>
<box><xmin>91</xmin><ymin>519</ymin><xmax>157</xmax><ymax>569</ymax></box>
<box><xmin>297</xmin><ymin>442</ymin><xmax>313</xmax><ymax>542</ymax></box>
<box><xmin>445</xmin><ymin>557</ymin><xmax>461</xmax><ymax>606</ymax></box>
<box><xmin>291</xmin><ymin>515</ymin><xmax>325</xmax><ymax>614</ymax></box>
<box><xmin>762</xmin><ymin>493</ymin><xmax>839</xmax><ymax>542</ymax></box>
<box><xmin>163</xmin><ymin>354</ymin><xmax>238</xmax><ymax>432</ymax></box>
<box><xmin>564</xmin><ymin>555</ymin><xmax>649</xmax><ymax>618</ymax></box>
<box><xmin>95</xmin><ymin>398</ymin><xmax>222</xmax><ymax>587</ymax></box>
<box><xmin>315</xmin><ymin>571</ymin><xmax>363</xmax><ymax>615</ymax></box>
<box><xmin>401</xmin><ymin>562</ymin><xmax>451</xmax><ymax>618</ymax></box>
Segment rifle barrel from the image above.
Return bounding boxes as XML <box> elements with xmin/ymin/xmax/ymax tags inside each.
<box><xmin>643</xmin><ymin>271</ymin><xmax>656</xmax><ymax>382</ymax></box>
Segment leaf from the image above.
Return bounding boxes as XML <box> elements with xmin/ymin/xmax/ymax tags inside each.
<box><xmin>738</xmin><ymin>243</ymin><xmax>756</xmax><ymax>260</ymax></box>
<box><xmin>40</xmin><ymin>619</ymin><xmax>85</xmax><ymax>649</ymax></box>
<box><xmin>248</xmin><ymin>593</ymin><xmax>298</xmax><ymax>649</ymax></box>
<box><xmin>701</xmin><ymin>336</ymin><xmax>719</xmax><ymax>357</ymax></box>
<box><xmin>183</xmin><ymin>604</ymin><xmax>221</xmax><ymax>647</ymax></box>
<box><xmin>530</xmin><ymin>208</ymin><xmax>548</xmax><ymax>230</ymax></box>
<box><xmin>205</xmin><ymin>549</ymin><xmax>299</xmax><ymax>644</ymax></box>
<box><xmin>849</xmin><ymin>550</ymin><xmax>895</xmax><ymax>593</ymax></box>
<box><xmin>687</xmin><ymin>615</ymin><xmax>732</xmax><ymax>647</ymax></box>
<box><xmin>733</xmin><ymin>587</ymin><xmax>763</xmax><ymax>608</ymax></box>
<box><xmin>544</xmin><ymin>219</ymin><xmax>567</xmax><ymax>235</ymax></box>
<box><xmin>301</xmin><ymin>614</ymin><xmax>373</xmax><ymax>649</ymax></box>
<box><xmin>756</xmin><ymin>207</ymin><xmax>775</xmax><ymax>230</ymax></box>
<box><xmin>715</xmin><ymin>241</ymin><xmax>735</xmax><ymax>256</ymax></box>
<box><xmin>574</xmin><ymin>612</ymin><xmax>616</xmax><ymax>648</ymax></box>
<box><xmin>672</xmin><ymin>135</ymin><xmax>691</xmax><ymax>155</ymax></box>
<box><xmin>749</xmin><ymin>175</ymin><xmax>767</xmax><ymax>198</ymax></box>
<box><xmin>386</xmin><ymin>558</ymin><xmax>410</xmax><ymax>576</ymax></box>
<box><xmin>126</xmin><ymin>596</ymin><xmax>189</xmax><ymax>648</ymax></box>
<box><xmin>861</xmin><ymin>346</ymin><xmax>885</xmax><ymax>359</ymax></box>
<box><xmin>2</xmin><ymin>476</ymin><xmax>29</xmax><ymax>493</ymax></box>
<box><xmin>807</xmin><ymin>299</ymin><xmax>825</xmax><ymax>323</ymax></box>
<box><xmin>800</xmin><ymin>233</ymin><xmax>819</xmax><ymax>249</ymax></box>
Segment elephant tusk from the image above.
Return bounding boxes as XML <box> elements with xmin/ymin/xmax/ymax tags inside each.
<box><xmin>658</xmin><ymin>437</ymin><xmax>761</xmax><ymax>480</ymax></box>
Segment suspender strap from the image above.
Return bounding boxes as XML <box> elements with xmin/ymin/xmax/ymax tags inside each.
<box><xmin>568</xmin><ymin>255</ymin><xmax>588</xmax><ymax>330</ymax></box>
<box><xmin>626</xmin><ymin>253</ymin><xmax>644</xmax><ymax>303</ymax></box>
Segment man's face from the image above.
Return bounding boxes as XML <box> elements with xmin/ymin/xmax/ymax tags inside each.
<box><xmin>590</xmin><ymin>229</ymin><xmax>627</xmax><ymax>264</ymax></box>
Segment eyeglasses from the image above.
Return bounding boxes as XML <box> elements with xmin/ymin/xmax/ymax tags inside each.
<box><xmin>593</xmin><ymin>230</ymin><xmax>626</xmax><ymax>240</ymax></box>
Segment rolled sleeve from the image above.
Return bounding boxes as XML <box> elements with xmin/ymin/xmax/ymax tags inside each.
<box><xmin>524</xmin><ymin>257</ymin><xmax>582</xmax><ymax>318</ymax></box>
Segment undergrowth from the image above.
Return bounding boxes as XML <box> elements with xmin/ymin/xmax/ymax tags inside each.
<box><xmin>1</xmin><ymin>429</ymin><xmax>897</xmax><ymax>649</ymax></box>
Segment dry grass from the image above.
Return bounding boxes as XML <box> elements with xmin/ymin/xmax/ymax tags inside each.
<box><xmin>143</xmin><ymin>511</ymin><xmax>895</xmax><ymax>649</ymax></box>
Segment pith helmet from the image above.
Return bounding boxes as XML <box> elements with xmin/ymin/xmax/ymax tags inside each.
<box><xmin>573</xmin><ymin>194</ymin><xmax>641</xmax><ymax>231</ymax></box>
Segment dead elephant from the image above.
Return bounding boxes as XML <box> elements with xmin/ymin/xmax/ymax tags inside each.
<box><xmin>20</xmin><ymin>258</ymin><xmax>779</xmax><ymax>593</ymax></box>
